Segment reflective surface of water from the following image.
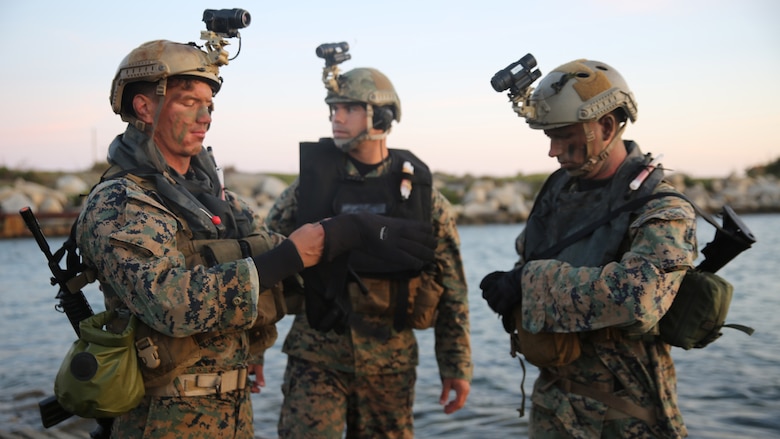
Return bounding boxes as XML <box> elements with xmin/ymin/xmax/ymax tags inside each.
<box><xmin>1</xmin><ymin>214</ymin><xmax>778</xmax><ymax>437</ymax></box>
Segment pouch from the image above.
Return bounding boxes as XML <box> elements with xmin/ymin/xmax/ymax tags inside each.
<box><xmin>659</xmin><ymin>270</ymin><xmax>739</xmax><ymax>349</ymax></box>
<box><xmin>510</xmin><ymin>306</ymin><xmax>582</xmax><ymax>367</ymax></box>
<box><xmin>54</xmin><ymin>310</ymin><xmax>145</xmax><ymax>418</ymax></box>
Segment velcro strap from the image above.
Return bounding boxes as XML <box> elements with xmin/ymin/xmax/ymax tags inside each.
<box><xmin>146</xmin><ymin>367</ymin><xmax>248</xmax><ymax>397</ymax></box>
<box><xmin>541</xmin><ymin>370</ymin><xmax>657</xmax><ymax>426</ymax></box>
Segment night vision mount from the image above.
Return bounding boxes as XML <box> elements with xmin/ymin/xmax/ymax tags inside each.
<box><xmin>316</xmin><ymin>42</ymin><xmax>351</xmax><ymax>93</ymax></box>
<box><xmin>491</xmin><ymin>53</ymin><xmax>542</xmax><ymax>119</ymax></box>
<box><xmin>201</xmin><ymin>8</ymin><xmax>251</xmax><ymax>66</ymax></box>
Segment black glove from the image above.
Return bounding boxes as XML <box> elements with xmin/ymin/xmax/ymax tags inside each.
<box><xmin>480</xmin><ymin>268</ymin><xmax>523</xmax><ymax>317</ymax></box>
<box><xmin>320</xmin><ymin>213</ymin><xmax>436</xmax><ymax>270</ymax></box>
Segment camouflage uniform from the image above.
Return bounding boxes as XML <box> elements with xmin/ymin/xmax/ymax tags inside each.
<box><xmin>77</xmin><ymin>125</ymin><xmax>285</xmax><ymax>438</ymax></box>
<box><xmin>266</xmin><ymin>154</ymin><xmax>472</xmax><ymax>438</ymax></box>
<box><xmin>515</xmin><ymin>142</ymin><xmax>697</xmax><ymax>438</ymax></box>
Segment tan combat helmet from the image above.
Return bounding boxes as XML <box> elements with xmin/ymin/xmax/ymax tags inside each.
<box><xmin>526</xmin><ymin>59</ymin><xmax>638</xmax><ymax>176</ymax></box>
<box><xmin>110</xmin><ymin>40</ymin><xmax>223</xmax><ymax>124</ymax></box>
<box><xmin>525</xmin><ymin>59</ymin><xmax>637</xmax><ymax>130</ymax></box>
<box><xmin>325</xmin><ymin>67</ymin><xmax>401</xmax><ymax>151</ymax></box>
<box><xmin>325</xmin><ymin>67</ymin><xmax>402</xmax><ymax>123</ymax></box>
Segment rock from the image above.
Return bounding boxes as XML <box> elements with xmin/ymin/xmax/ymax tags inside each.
<box><xmin>1</xmin><ymin>192</ymin><xmax>34</xmax><ymax>214</ymax></box>
<box><xmin>3</xmin><ymin>169</ymin><xmax>780</xmax><ymax>237</ymax></box>
<box><xmin>258</xmin><ymin>176</ymin><xmax>288</xmax><ymax>199</ymax></box>
<box><xmin>38</xmin><ymin>196</ymin><xmax>65</xmax><ymax>214</ymax></box>
<box><xmin>56</xmin><ymin>175</ymin><xmax>89</xmax><ymax>196</ymax></box>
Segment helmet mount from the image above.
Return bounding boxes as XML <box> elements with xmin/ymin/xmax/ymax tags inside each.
<box><xmin>492</xmin><ymin>55</ymin><xmax>638</xmax><ymax>176</ymax></box>
<box><xmin>110</xmin><ymin>9</ymin><xmax>251</xmax><ymax>126</ymax></box>
<box><xmin>316</xmin><ymin>42</ymin><xmax>401</xmax><ymax>152</ymax></box>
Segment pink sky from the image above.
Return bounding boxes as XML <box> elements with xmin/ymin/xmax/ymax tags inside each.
<box><xmin>1</xmin><ymin>1</ymin><xmax>778</xmax><ymax>178</ymax></box>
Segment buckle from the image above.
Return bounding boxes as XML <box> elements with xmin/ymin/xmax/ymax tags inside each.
<box><xmin>135</xmin><ymin>336</ymin><xmax>161</xmax><ymax>369</ymax></box>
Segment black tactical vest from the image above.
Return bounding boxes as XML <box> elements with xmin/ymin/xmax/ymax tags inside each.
<box><xmin>296</xmin><ymin>139</ymin><xmax>432</xmax><ymax>275</ymax></box>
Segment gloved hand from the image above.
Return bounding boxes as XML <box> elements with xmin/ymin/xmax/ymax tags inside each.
<box><xmin>320</xmin><ymin>213</ymin><xmax>436</xmax><ymax>270</ymax></box>
<box><xmin>480</xmin><ymin>268</ymin><xmax>523</xmax><ymax>317</ymax></box>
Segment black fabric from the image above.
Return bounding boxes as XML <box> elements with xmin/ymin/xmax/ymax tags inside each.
<box><xmin>104</xmin><ymin>125</ymin><xmax>252</xmax><ymax>240</ymax></box>
<box><xmin>320</xmin><ymin>212</ymin><xmax>436</xmax><ymax>271</ymax></box>
<box><xmin>301</xmin><ymin>255</ymin><xmax>351</xmax><ymax>333</ymax></box>
<box><xmin>296</xmin><ymin>139</ymin><xmax>432</xmax><ymax>226</ymax></box>
<box><xmin>480</xmin><ymin>268</ymin><xmax>523</xmax><ymax>317</ymax></box>
<box><xmin>252</xmin><ymin>239</ymin><xmax>304</xmax><ymax>290</ymax></box>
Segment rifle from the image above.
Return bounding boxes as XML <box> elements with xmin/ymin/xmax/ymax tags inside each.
<box><xmin>19</xmin><ymin>207</ymin><xmax>113</xmax><ymax>438</ymax></box>
<box><xmin>696</xmin><ymin>205</ymin><xmax>756</xmax><ymax>273</ymax></box>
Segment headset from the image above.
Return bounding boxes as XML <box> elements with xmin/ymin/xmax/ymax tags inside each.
<box><xmin>372</xmin><ymin>106</ymin><xmax>395</xmax><ymax>131</ymax></box>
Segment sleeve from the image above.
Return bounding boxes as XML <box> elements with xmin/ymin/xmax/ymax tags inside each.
<box><xmin>77</xmin><ymin>179</ymin><xmax>261</xmax><ymax>337</ymax></box>
<box><xmin>431</xmin><ymin>189</ymin><xmax>473</xmax><ymax>381</ymax></box>
<box><xmin>520</xmin><ymin>189</ymin><xmax>698</xmax><ymax>335</ymax></box>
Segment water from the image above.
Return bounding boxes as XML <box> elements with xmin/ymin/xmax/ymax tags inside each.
<box><xmin>1</xmin><ymin>214</ymin><xmax>779</xmax><ymax>438</ymax></box>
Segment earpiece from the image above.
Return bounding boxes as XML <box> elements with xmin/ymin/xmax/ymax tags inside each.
<box><xmin>372</xmin><ymin>106</ymin><xmax>395</xmax><ymax>131</ymax></box>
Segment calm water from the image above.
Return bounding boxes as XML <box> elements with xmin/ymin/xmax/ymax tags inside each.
<box><xmin>1</xmin><ymin>214</ymin><xmax>779</xmax><ymax>438</ymax></box>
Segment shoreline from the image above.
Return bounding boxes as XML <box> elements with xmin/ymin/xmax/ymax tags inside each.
<box><xmin>2</xmin><ymin>171</ymin><xmax>780</xmax><ymax>238</ymax></box>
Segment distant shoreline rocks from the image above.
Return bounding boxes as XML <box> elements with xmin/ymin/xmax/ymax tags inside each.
<box><xmin>2</xmin><ymin>170</ymin><xmax>779</xmax><ymax>237</ymax></box>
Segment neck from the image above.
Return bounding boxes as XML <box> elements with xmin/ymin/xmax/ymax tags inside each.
<box><xmin>162</xmin><ymin>153</ymin><xmax>190</xmax><ymax>175</ymax></box>
<box><xmin>347</xmin><ymin>138</ymin><xmax>387</xmax><ymax>165</ymax></box>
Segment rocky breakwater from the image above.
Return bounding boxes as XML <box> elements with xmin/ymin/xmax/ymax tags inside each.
<box><xmin>0</xmin><ymin>175</ymin><xmax>91</xmax><ymax>238</ymax></box>
<box><xmin>2</xmin><ymin>171</ymin><xmax>780</xmax><ymax>238</ymax></box>
<box><xmin>448</xmin><ymin>173</ymin><xmax>780</xmax><ymax>224</ymax></box>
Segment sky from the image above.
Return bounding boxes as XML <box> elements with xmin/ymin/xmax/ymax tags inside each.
<box><xmin>1</xmin><ymin>0</ymin><xmax>778</xmax><ymax>178</ymax></box>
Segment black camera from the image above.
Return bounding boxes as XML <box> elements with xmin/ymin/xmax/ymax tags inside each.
<box><xmin>491</xmin><ymin>53</ymin><xmax>542</xmax><ymax>94</ymax></box>
<box><xmin>203</xmin><ymin>8</ymin><xmax>251</xmax><ymax>37</ymax></box>
<box><xmin>316</xmin><ymin>42</ymin><xmax>351</xmax><ymax>67</ymax></box>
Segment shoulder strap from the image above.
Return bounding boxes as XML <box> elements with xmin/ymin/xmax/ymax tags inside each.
<box><xmin>533</xmin><ymin>191</ymin><xmax>720</xmax><ymax>260</ymax></box>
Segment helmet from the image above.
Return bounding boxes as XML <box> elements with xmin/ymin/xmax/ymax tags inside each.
<box><xmin>525</xmin><ymin>59</ymin><xmax>637</xmax><ymax>130</ymax></box>
<box><xmin>325</xmin><ymin>67</ymin><xmax>401</xmax><ymax>123</ymax></box>
<box><xmin>110</xmin><ymin>40</ymin><xmax>222</xmax><ymax>119</ymax></box>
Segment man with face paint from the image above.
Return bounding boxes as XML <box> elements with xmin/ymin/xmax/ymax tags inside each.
<box><xmin>75</xmin><ymin>40</ymin><xmax>435</xmax><ymax>439</ymax></box>
<box><xmin>266</xmin><ymin>65</ymin><xmax>472</xmax><ymax>438</ymax></box>
<box><xmin>480</xmin><ymin>59</ymin><xmax>698</xmax><ymax>438</ymax></box>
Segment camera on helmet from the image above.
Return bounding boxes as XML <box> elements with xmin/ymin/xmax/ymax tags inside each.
<box><xmin>491</xmin><ymin>53</ymin><xmax>541</xmax><ymax>94</ymax></box>
<box><xmin>317</xmin><ymin>42</ymin><xmax>351</xmax><ymax>93</ymax></box>
<box><xmin>316</xmin><ymin>42</ymin><xmax>351</xmax><ymax>67</ymax></box>
<box><xmin>492</xmin><ymin>53</ymin><xmax>542</xmax><ymax>119</ymax></box>
<box><xmin>203</xmin><ymin>9</ymin><xmax>251</xmax><ymax>38</ymax></box>
<box><xmin>200</xmin><ymin>8</ymin><xmax>251</xmax><ymax>66</ymax></box>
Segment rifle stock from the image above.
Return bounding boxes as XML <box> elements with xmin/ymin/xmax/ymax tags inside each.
<box><xmin>19</xmin><ymin>207</ymin><xmax>112</xmax><ymax>437</ymax></box>
<box><xmin>696</xmin><ymin>205</ymin><xmax>757</xmax><ymax>273</ymax></box>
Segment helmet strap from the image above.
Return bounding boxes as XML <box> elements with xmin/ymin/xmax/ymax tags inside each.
<box><xmin>333</xmin><ymin>104</ymin><xmax>389</xmax><ymax>152</ymax></box>
<box><xmin>572</xmin><ymin>121</ymin><xmax>626</xmax><ymax>177</ymax></box>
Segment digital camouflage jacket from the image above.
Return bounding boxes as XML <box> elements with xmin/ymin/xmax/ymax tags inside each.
<box><xmin>517</xmin><ymin>142</ymin><xmax>697</xmax><ymax>438</ymax></box>
<box><xmin>76</xmin><ymin>125</ymin><xmax>286</xmax><ymax>438</ymax></box>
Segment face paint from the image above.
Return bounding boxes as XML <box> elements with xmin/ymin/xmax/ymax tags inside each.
<box><xmin>564</xmin><ymin>143</ymin><xmax>587</xmax><ymax>164</ymax></box>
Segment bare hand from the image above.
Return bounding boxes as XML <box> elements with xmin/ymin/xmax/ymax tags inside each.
<box><xmin>440</xmin><ymin>378</ymin><xmax>470</xmax><ymax>414</ymax></box>
<box><xmin>247</xmin><ymin>364</ymin><xmax>265</xmax><ymax>394</ymax></box>
<box><xmin>288</xmin><ymin>223</ymin><xmax>324</xmax><ymax>268</ymax></box>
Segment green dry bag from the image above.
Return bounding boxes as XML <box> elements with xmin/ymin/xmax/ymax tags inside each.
<box><xmin>659</xmin><ymin>270</ymin><xmax>753</xmax><ymax>349</ymax></box>
<box><xmin>54</xmin><ymin>310</ymin><xmax>145</xmax><ymax>418</ymax></box>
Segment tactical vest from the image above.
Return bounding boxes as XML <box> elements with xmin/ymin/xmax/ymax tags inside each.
<box><xmin>296</xmin><ymin>139</ymin><xmax>441</xmax><ymax>329</ymax></box>
<box><xmin>510</xmin><ymin>142</ymin><xmax>664</xmax><ymax>369</ymax></box>
<box><xmin>99</xmin><ymin>172</ymin><xmax>286</xmax><ymax>388</ymax></box>
<box><xmin>523</xmin><ymin>141</ymin><xmax>662</xmax><ymax>266</ymax></box>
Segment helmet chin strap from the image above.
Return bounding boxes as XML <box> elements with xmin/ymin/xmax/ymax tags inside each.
<box><xmin>569</xmin><ymin>121</ymin><xmax>626</xmax><ymax>177</ymax></box>
<box><xmin>333</xmin><ymin>104</ymin><xmax>389</xmax><ymax>152</ymax></box>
